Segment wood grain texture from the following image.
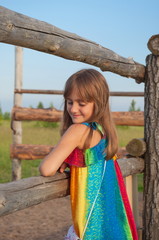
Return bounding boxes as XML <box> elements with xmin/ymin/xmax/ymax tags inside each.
<box><xmin>0</xmin><ymin>6</ymin><xmax>145</xmax><ymax>82</ymax></box>
<box><xmin>148</xmin><ymin>34</ymin><xmax>159</xmax><ymax>55</ymax></box>
<box><xmin>12</xmin><ymin>107</ymin><xmax>144</xmax><ymax>126</ymax></box>
<box><xmin>126</xmin><ymin>138</ymin><xmax>146</xmax><ymax>157</ymax></box>
<box><xmin>143</xmin><ymin>54</ymin><xmax>159</xmax><ymax>239</ymax></box>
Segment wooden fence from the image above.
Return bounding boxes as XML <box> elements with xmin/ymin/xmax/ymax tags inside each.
<box><xmin>0</xmin><ymin>158</ymin><xmax>144</xmax><ymax>217</ymax></box>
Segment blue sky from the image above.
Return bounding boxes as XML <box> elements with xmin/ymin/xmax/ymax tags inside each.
<box><xmin>0</xmin><ymin>0</ymin><xmax>159</xmax><ymax>112</ymax></box>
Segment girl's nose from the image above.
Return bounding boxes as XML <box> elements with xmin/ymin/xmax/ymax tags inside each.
<box><xmin>70</xmin><ymin>103</ymin><xmax>78</xmax><ymax>113</ymax></box>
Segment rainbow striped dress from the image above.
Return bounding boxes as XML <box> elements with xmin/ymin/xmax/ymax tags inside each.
<box><xmin>65</xmin><ymin>122</ymin><xmax>138</xmax><ymax>240</ymax></box>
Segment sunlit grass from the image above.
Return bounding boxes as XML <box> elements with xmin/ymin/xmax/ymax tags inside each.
<box><xmin>0</xmin><ymin>120</ymin><xmax>60</xmax><ymax>182</ymax></box>
<box><xmin>116</xmin><ymin>125</ymin><xmax>144</xmax><ymax>147</ymax></box>
<box><xmin>22</xmin><ymin>121</ymin><xmax>60</xmax><ymax>145</ymax></box>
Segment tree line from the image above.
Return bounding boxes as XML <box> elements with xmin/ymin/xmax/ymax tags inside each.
<box><xmin>0</xmin><ymin>106</ymin><xmax>10</xmax><ymax>121</ymax></box>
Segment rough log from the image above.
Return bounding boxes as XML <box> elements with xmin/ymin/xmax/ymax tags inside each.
<box><xmin>12</xmin><ymin>107</ymin><xmax>144</xmax><ymax>126</ymax></box>
<box><xmin>143</xmin><ymin>54</ymin><xmax>159</xmax><ymax>239</ymax></box>
<box><xmin>12</xmin><ymin>107</ymin><xmax>63</xmax><ymax>122</ymax></box>
<box><xmin>0</xmin><ymin>6</ymin><xmax>145</xmax><ymax>82</ymax></box>
<box><xmin>118</xmin><ymin>157</ymin><xmax>144</xmax><ymax>177</ymax></box>
<box><xmin>112</xmin><ymin>111</ymin><xmax>144</xmax><ymax>126</ymax></box>
<box><xmin>10</xmin><ymin>144</ymin><xmax>54</xmax><ymax>160</ymax></box>
<box><xmin>14</xmin><ymin>89</ymin><xmax>64</xmax><ymax>95</ymax></box>
<box><xmin>0</xmin><ymin>172</ymin><xmax>70</xmax><ymax>217</ymax></box>
<box><xmin>147</xmin><ymin>34</ymin><xmax>159</xmax><ymax>56</ymax></box>
<box><xmin>12</xmin><ymin>46</ymin><xmax>23</xmax><ymax>181</ymax></box>
<box><xmin>0</xmin><ymin>157</ymin><xmax>144</xmax><ymax>217</ymax></box>
<box><xmin>10</xmin><ymin>144</ymin><xmax>144</xmax><ymax>162</ymax></box>
<box><xmin>126</xmin><ymin>138</ymin><xmax>146</xmax><ymax>157</ymax></box>
<box><xmin>14</xmin><ymin>89</ymin><xmax>144</xmax><ymax>97</ymax></box>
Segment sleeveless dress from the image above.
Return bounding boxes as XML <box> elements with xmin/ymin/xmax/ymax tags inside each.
<box><xmin>64</xmin><ymin>122</ymin><xmax>138</xmax><ymax>240</ymax></box>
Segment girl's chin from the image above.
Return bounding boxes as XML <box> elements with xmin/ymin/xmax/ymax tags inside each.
<box><xmin>71</xmin><ymin>117</ymin><xmax>83</xmax><ymax>124</ymax></box>
<box><xmin>72</xmin><ymin>119</ymin><xmax>83</xmax><ymax>124</ymax></box>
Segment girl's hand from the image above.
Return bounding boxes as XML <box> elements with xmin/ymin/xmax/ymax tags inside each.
<box><xmin>59</xmin><ymin>162</ymin><xmax>68</xmax><ymax>173</ymax></box>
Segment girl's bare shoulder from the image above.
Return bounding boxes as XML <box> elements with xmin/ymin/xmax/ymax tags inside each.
<box><xmin>66</xmin><ymin>123</ymin><xmax>89</xmax><ymax>137</ymax></box>
<box><xmin>64</xmin><ymin>124</ymin><xmax>90</xmax><ymax>148</ymax></box>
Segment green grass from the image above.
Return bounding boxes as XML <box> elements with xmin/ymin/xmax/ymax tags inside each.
<box><xmin>0</xmin><ymin>120</ymin><xmax>60</xmax><ymax>183</ymax></box>
<box><xmin>0</xmin><ymin>120</ymin><xmax>12</xmax><ymax>183</ymax></box>
<box><xmin>137</xmin><ymin>173</ymin><xmax>144</xmax><ymax>192</ymax></box>
<box><xmin>116</xmin><ymin>125</ymin><xmax>144</xmax><ymax>147</ymax></box>
<box><xmin>0</xmin><ymin>121</ymin><xmax>144</xmax><ymax>191</ymax></box>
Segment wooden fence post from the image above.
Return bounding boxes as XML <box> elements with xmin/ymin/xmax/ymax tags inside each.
<box><xmin>143</xmin><ymin>35</ymin><xmax>159</xmax><ymax>239</ymax></box>
<box><xmin>12</xmin><ymin>46</ymin><xmax>23</xmax><ymax>181</ymax></box>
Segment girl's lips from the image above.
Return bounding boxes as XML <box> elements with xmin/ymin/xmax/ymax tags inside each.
<box><xmin>72</xmin><ymin>115</ymin><xmax>81</xmax><ymax>118</ymax></box>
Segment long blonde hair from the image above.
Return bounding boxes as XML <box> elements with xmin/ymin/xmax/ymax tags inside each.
<box><xmin>61</xmin><ymin>69</ymin><xmax>118</xmax><ymax>160</ymax></box>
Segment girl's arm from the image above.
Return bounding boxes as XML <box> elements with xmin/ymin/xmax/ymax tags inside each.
<box><xmin>39</xmin><ymin>124</ymin><xmax>87</xmax><ymax>176</ymax></box>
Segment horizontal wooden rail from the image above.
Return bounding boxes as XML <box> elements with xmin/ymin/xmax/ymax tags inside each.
<box><xmin>15</xmin><ymin>89</ymin><xmax>64</xmax><ymax>95</ymax></box>
<box><xmin>0</xmin><ymin>157</ymin><xmax>144</xmax><ymax>217</ymax></box>
<box><xmin>12</xmin><ymin>107</ymin><xmax>63</xmax><ymax>122</ymax></box>
<box><xmin>113</xmin><ymin>111</ymin><xmax>144</xmax><ymax>126</ymax></box>
<box><xmin>10</xmin><ymin>144</ymin><xmax>54</xmax><ymax>160</ymax></box>
<box><xmin>0</xmin><ymin>172</ymin><xmax>70</xmax><ymax>217</ymax></box>
<box><xmin>0</xmin><ymin>6</ymin><xmax>145</xmax><ymax>82</ymax></box>
<box><xmin>14</xmin><ymin>89</ymin><xmax>144</xmax><ymax>97</ymax></box>
<box><xmin>12</xmin><ymin>107</ymin><xmax>144</xmax><ymax>126</ymax></box>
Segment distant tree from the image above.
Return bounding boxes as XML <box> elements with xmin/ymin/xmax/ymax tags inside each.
<box><xmin>0</xmin><ymin>104</ymin><xmax>11</xmax><ymax>121</ymax></box>
<box><xmin>49</xmin><ymin>102</ymin><xmax>54</xmax><ymax>109</ymax></box>
<box><xmin>3</xmin><ymin>112</ymin><xmax>10</xmax><ymax>120</ymax></box>
<box><xmin>0</xmin><ymin>106</ymin><xmax>2</xmax><ymax>114</ymax></box>
<box><xmin>0</xmin><ymin>105</ymin><xmax>2</xmax><ymax>122</ymax></box>
<box><xmin>129</xmin><ymin>99</ymin><xmax>141</xmax><ymax>111</ymax></box>
<box><xmin>37</xmin><ymin>101</ymin><xmax>44</xmax><ymax>109</ymax></box>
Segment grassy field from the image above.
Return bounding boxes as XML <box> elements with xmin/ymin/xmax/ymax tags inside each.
<box><xmin>0</xmin><ymin>120</ymin><xmax>60</xmax><ymax>183</ymax></box>
<box><xmin>0</xmin><ymin>120</ymin><xmax>144</xmax><ymax>190</ymax></box>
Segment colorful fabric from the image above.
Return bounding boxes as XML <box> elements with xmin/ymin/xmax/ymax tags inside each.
<box><xmin>65</xmin><ymin>225</ymin><xmax>80</xmax><ymax>240</ymax></box>
<box><xmin>65</xmin><ymin>122</ymin><xmax>138</xmax><ymax>240</ymax></box>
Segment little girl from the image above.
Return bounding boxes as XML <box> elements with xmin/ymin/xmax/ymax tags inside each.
<box><xmin>39</xmin><ymin>69</ymin><xmax>138</xmax><ymax>240</ymax></box>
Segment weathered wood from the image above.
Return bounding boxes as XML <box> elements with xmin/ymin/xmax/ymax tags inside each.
<box><xmin>126</xmin><ymin>138</ymin><xmax>146</xmax><ymax>157</ymax></box>
<box><xmin>12</xmin><ymin>107</ymin><xmax>144</xmax><ymax>126</ymax></box>
<box><xmin>112</xmin><ymin>111</ymin><xmax>144</xmax><ymax>126</ymax></box>
<box><xmin>110</xmin><ymin>92</ymin><xmax>144</xmax><ymax>97</ymax></box>
<box><xmin>12</xmin><ymin>107</ymin><xmax>63</xmax><ymax>122</ymax></box>
<box><xmin>0</xmin><ymin>172</ymin><xmax>70</xmax><ymax>217</ymax></box>
<box><xmin>148</xmin><ymin>34</ymin><xmax>159</xmax><ymax>55</ymax></box>
<box><xmin>132</xmin><ymin>175</ymin><xmax>140</xmax><ymax>228</ymax></box>
<box><xmin>10</xmin><ymin>144</ymin><xmax>54</xmax><ymax>160</ymax></box>
<box><xmin>143</xmin><ymin>54</ymin><xmax>159</xmax><ymax>239</ymax></box>
<box><xmin>12</xmin><ymin>47</ymin><xmax>23</xmax><ymax>181</ymax></box>
<box><xmin>14</xmin><ymin>89</ymin><xmax>144</xmax><ymax>97</ymax></box>
<box><xmin>14</xmin><ymin>89</ymin><xmax>64</xmax><ymax>95</ymax></box>
<box><xmin>0</xmin><ymin>157</ymin><xmax>144</xmax><ymax>217</ymax></box>
<box><xmin>0</xmin><ymin>6</ymin><xmax>145</xmax><ymax>82</ymax></box>
<box><xmin>117</xmin><ymin>157</ymin><xmax>144</xmax><ymax>177</ymax></box>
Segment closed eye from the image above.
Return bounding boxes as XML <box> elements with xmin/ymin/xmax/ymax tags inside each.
<box><xmin>67</xmin><ymin>100</ymin><xmax>73</xmax><ymax>105</ymax></box>
<box><xmin>79</xmin><ymin>102</ymin><xmax>86</xmax><ymax>107</ymax></box>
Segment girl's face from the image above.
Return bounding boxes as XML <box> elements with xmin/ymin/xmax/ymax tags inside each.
<box><xmin>66</xmin><ymin>89</ymin><xmax>94</xmax><ymax>124</ymax></box>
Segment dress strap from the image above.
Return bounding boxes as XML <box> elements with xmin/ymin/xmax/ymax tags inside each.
<box><xmin>81</xmin><ymin>122</ymin><xmax>104</xmax><ymax>135</ymax></box>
